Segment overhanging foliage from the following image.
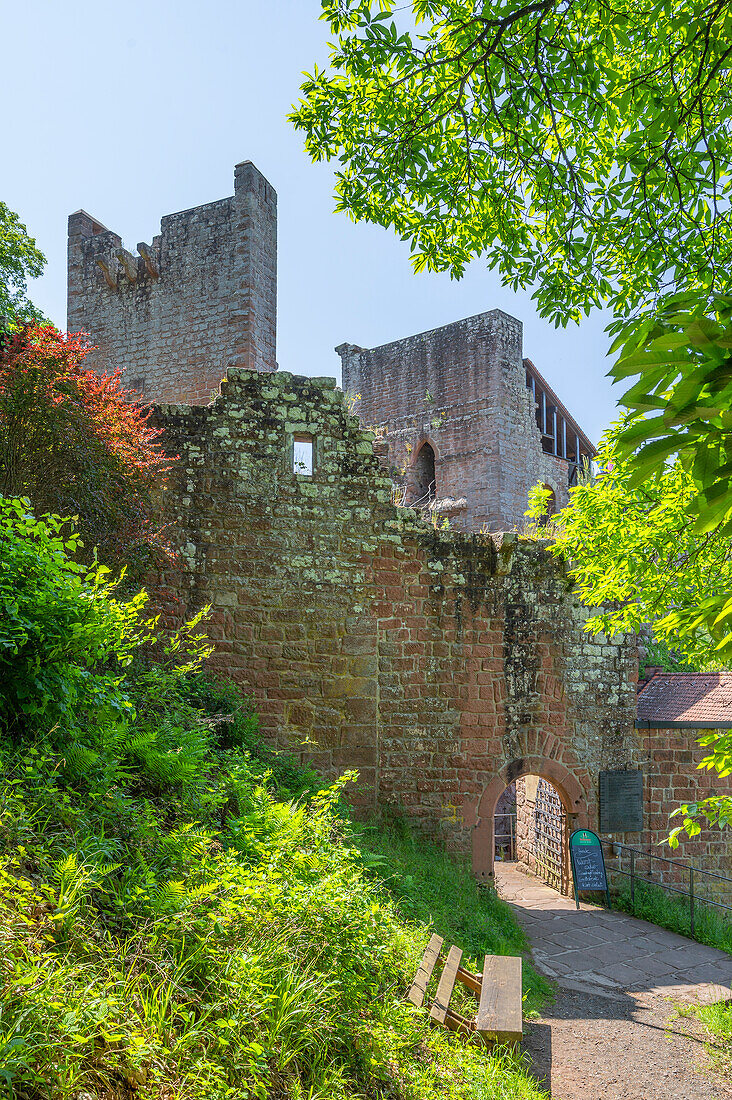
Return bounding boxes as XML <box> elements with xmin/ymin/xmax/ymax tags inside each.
<box><xmin>292</xmin><ymin>0</ymin><xmax>732</xmax><ymax>325</ymax></box>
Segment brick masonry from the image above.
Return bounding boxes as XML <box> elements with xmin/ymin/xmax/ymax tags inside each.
<box><xmin>67</xmin><ymin>161</ymin><xmax>277</xmax><ymax>404</ymax></box>
<box><xmin>338</xmin><ymin>311</ymin><xmax>591</xmax><ymax>533</ymax></box>
<box><xmin>151</xmin><ymin>367</ymin><xmax>646</xmax><ymax>880</ymax></box>
<box><xmin>639</xmin><ymin>727</ymin><xmax>732</xmax><ymax>893</ymax></box>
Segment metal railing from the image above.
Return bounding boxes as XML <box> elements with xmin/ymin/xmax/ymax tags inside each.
<box><xmin>410</xmin><ymin>482</ymin><xmax>437</xmax><ymax>512</ymax></box>
<box><xmin>603</xmin><ymin>841</ymin><xmax>732</xmax><ymax>936</ymax></box>
<box><xmin>494</xmin><ymin>812</ymin><xmax>516</xmax><ymax>862</ymax></box>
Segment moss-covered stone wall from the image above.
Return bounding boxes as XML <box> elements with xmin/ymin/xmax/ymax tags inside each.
<box><xmin>152</xmin><ymin>367</ymin><xmax>641</xmax><ymax>879</ymax></box>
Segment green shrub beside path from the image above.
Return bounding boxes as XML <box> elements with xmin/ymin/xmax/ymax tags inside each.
<box><xmin>0</xmin><ymin>497</ymin><xmax>546</xmax><ymax>1099</ymax></box>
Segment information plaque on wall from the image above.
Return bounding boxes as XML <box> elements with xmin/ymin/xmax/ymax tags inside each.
<box><xmin>599</xmin><ymin>769</ymin><xmax>643</xmax><ymax>833</ymax></box>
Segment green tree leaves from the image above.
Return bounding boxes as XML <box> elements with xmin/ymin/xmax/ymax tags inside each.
<box><xmin>530</xmin><ymin>425</ymin><xmax>732</xmax><ymax>665</ymax></box>
<box><xmin>293</xmin><ymin>0</ymin><xmax>732</xmax><ymax>325</ymax></box>
<box><xmin>610</xmin><ymin>298</ymin><xmax>732</xmax><ymax>652</ymax></box>
<box><xmin>0</xmin><ymin>202</ymin><xmax>45</xmax><ymax>324</ymax></box>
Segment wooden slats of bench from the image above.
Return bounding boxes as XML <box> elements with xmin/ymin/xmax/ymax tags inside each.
<box><xmin>407</xmin><ymin>934</ymin><xmax>443</xmax><ymax>1008</ymax></box>
<box><xmin>429</xmin><ymin>945</ymin><xmax>462</xmax><ymax>1025</ymax></box>
<box><xmin>407</xmin><ymin>939</ymin><xmax>523</xmax><ymax>1049</ymax></box>
<box><xmin>456</xmin><ymin>964</ymin><xmax>482</xmax><ymax>998</ymax></box>
<box><xmin>476</xmin><ymin>955</ymin><xmax>523</xmax><ymax>1045</ymax></box>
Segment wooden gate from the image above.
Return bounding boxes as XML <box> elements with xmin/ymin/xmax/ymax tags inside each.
<box><xmin>533</xmin><ymin>778</ymin><xmax>566</xmax><ymax>891</ymax></box>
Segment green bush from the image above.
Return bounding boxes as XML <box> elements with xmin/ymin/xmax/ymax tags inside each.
<box><xmin>0</xmin><ymin>501</ymin><xmax>547</xmax><ymax>1099</ymax></box>
<box><xmin>0</xmin><ymin>496</ymin><xmax>147</xmax><ymax>736</ymax></box>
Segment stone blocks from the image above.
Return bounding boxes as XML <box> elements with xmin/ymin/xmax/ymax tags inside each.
<box><xmin>67</xmin><ymin>161</ymin><xmax>277</xmax><ymax>405</ymax></box>
<box><xmin>150</xmin><ymin>367</ymin><xmax>643</xmax><ymax>878</ymax></box>
<box><xmin>338</xmin><ymin>310</ymin><xmax>581</xmax><ymax>532</ymax></box>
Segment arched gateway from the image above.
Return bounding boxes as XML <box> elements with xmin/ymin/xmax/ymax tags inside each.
<box><xmin>471</xmin><ymin>757</ymin><xmax>588</xmax><ymax>888</ymax></box>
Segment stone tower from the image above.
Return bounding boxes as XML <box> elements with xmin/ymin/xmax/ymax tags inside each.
<box><xmin>338</xmin><ymin>310</ymin><xmax>595</xmax><ymax>533</ymax></box>
<box><xmin>67</xmin><ymin>161</ymin><xmax>277</xmax><ymax>405</ymax></box>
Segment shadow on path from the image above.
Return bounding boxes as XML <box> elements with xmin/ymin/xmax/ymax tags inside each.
<box><xmin>496</xmin><ymin>865</ymin><xmax>732</xmax><ymax>1100</ymax></box>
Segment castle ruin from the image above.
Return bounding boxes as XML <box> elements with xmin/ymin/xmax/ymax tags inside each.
<box><xmin>67</xmin><ymin>161</ymin><xmax>277</xmax><ymax>405</ymax></box>
<box><xmin>66</xmin><ymin>161</ymin><xmax>732</xmax><ymax>887</ymax></box>
<box><xmin>68</xmin><ymin>160</ymin><xmax>593</xmax><ymax>533</ymax></box>
<box><xmin>338</xmin><ymin>315</ymin><xmax>595</xmax><ymax>532</ymax></box>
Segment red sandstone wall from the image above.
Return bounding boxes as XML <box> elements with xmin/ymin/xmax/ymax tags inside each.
<box><xmin>637</xmin><ymin>727</ymin><xmax>732</xmax><ymax>896</ymax></box>
<box><xmin>151</xmin><ymin>366</ymin><xmax>642</xmax><ymax>880</ymax></box>
<box><xmin>337</xmin><ymin>311</ymin><xmax>575</xmax><ymax>533</ymax></box>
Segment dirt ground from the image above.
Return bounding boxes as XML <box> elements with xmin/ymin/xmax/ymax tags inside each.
<box><xmin>524</xmin><ymin>983</ymin><xmax>732</xmax><ymax>1100</ymax></box>
<box><xmin>494</xmin><ymin>864</ymin><xmax>732</xmax><ymax>1100</ymax></box>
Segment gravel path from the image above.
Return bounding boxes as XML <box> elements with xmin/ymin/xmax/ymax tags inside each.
<box><xmin>495</xmin><ymin>865</ymin><xmax>732</xmax><ymax>1099</ymax></box>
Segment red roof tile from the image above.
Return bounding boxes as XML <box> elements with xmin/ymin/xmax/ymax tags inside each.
<box><xmin>637</xmin><ymin>672</ymin><xmax>732</xmax><ymax>727</ymax></box>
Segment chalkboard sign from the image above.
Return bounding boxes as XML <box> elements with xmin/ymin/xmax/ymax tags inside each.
<box><xmin>569</xmin><ymin>828</ymin><xmax>610</xmax><ymax>909</ymax></box>
<box><xmin>599</xmin><ymin>769</ymin><xmax>643</xmax><ymax>833</ymax></box>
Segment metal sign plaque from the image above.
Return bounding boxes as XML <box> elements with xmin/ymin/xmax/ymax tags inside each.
<box><xmin>599</xmin><ymin>769</ymin><xmax>643</xmax><ymax>833</ymax></box>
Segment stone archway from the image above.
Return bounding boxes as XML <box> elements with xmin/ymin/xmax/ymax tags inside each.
<box><xmin>407</xmin><ymin>438</ymin><xmax>438</xmax><ymax>506</ymax></box>
<box><xmin>471</xmin><ymin>756</ymin><xmax>588</xmax><ymax>889</ymax></box>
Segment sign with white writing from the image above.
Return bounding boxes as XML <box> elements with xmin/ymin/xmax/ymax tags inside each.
<box><xmin>599</xmin><ymin>770</ymin><xmax>643</xmax><ymax>833</ymax></box>
<box><xmin>569</xmin><ymin>828</ymin><xmax>610</xmax><ymax>909</ymax></box>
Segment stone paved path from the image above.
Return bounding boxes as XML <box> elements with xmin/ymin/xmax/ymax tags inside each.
<box><xmin>496</xmin><ymin>864</ymin><xmax>732</xmax><ymax>1100</ymax></box>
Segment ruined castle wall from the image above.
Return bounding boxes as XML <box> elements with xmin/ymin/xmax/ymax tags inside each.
<box><xmin>152</xmin><ymin>368</ymin><xmax>640</xmax><ymax>876</ymax></box>
<box><xmin>67</xmin><ymin>161</ymin><xmax>277</xmax><ymax>405</ymax></box>
<box><xmin>337</xmin><ymin>311</ymin><xmax>571</xmax><ymax>534</ymax></box>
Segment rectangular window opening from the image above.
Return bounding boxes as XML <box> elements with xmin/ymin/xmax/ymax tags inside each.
<box><xmin>293</xmin><ymin>435</ymin><xmax>314</xmax><ymax>476</ymax></box>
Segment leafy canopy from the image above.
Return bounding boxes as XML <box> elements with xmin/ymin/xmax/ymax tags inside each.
<box><xmin>0</xmin><ymin>324</ymin><xmax>173</xmax><ymax>571</ymax></box>
<box><xmin>0</xmin><ymin>201</ymin><xmax>45</xmax><ymax>323</ymax></box>
<box><xmin>292</xmin><ymin>0</ymin><xmax>732</xmax><ymax>326</ymax></box>
<box><xmin>528</xmin><ymin>424</ymin><xmax>732</xmax><ymax>665</ymax></box>
<box><xmin>610</xmin><ymin>295</ymin><xmax>732</xmax><ymax>655</ymax></box>
<box><xmin>293</xmin><ymin>0</ymin><xmax>732</xmax><ymax>652</ymax></box>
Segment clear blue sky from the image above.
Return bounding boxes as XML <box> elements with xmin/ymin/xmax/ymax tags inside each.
<box><xmin>3</xmin><ymin>0</ymin><xmax>619</xmax><ymax>444</ymax></box>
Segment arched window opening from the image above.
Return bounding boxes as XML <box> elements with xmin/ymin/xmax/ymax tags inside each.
<box><xmin>410</xmin><ymin>441</ymin><xmax>436</xmax><ymax>507</ymax></box>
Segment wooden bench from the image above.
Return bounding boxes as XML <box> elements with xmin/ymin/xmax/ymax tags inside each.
<box><xmin>407</xmin><ymin>933</ymin><xmax>523</xmax><ymax>1046</ymax></box>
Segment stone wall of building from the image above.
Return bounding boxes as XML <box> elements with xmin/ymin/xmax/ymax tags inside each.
<box><xmin>150</xmin><ymin>366</ymin><xmax>642</xmax><ymax>878</ymax></box>
<box><xmin>637</xmin><ymin>728</ymin><xmax>732</xmax><ymax>896</ymax></box>
<box><xmin>67</xmin><ymin>161</ymin><xmax>277</xmax><ymax>405</ymax></box>
<box><xmin>337</xmin><ymin>311</ymin><xmax>575</xmax><ymax>533</ymax></box>
<box><xmin>514</xmin><ymin>775</ymin><xmax>534</xmax><ymax>871</ymax></box>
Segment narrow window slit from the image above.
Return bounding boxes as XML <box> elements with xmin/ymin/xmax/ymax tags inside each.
<box><xmin>293</xmin><ymin>434</ymin><xmax>314</xmax><ymax>476</ymax></box>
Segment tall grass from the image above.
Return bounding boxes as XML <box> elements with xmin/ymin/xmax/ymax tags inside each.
<box><xmin>0</xmin><ymin>669</ymin><xmax>549</xmax><ymax>1100</ymax></box>
<box><xmin>354</xmin><ymin>821</ymin><xmax>552</xmax><ymax>1015</ymax></box>
<box><xmin>612</xmin><ymin>877</ymin><xmax>732</xmax><ymax>954</ymax></box>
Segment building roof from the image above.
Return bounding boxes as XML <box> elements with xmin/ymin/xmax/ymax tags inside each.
<box><xmin>636</xmin><ymin>672</ymin><xmax>732</xmax><ymax>728</ymax></box>
<box><xmin>523</xmin><ymin>357</ymin><xmax>596</xmax><ymax>457</ymax></box>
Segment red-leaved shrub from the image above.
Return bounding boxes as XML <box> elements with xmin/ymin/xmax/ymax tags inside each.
<box><xmin>0</xmin><ymin>323</ymin><xmax>173</xmax><ymax>570</ymax></box>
